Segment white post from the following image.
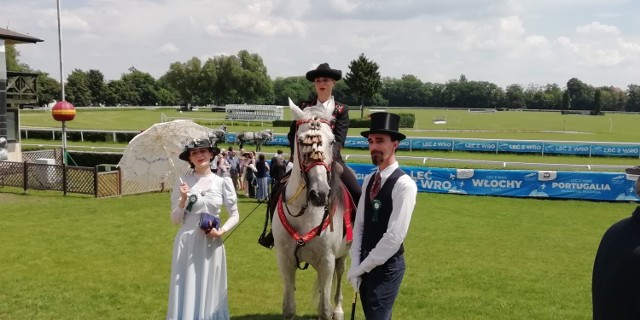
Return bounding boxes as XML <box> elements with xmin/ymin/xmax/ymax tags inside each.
<box><xmin>56</xmin><ymin>0</ymin><xmax>65</xmax><ymax>100</ymax></box>
<box><xmin>62</xmin><ymin>121</ymin><xmax>67</xmax><ymax>165</ymax></box>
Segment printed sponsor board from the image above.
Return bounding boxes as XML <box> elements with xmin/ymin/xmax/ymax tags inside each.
<box><xmin>348</xmin><ymin>163</ymin><xmax>639</xmax><ymax>202</ymax></box>
<box><xmin>252</xmin><ymin>133</ymin><xmax>640</xmax><ymax>157</ymax></box>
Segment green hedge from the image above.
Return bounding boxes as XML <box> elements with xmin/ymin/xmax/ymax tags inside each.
<box><xmin>398</xmin><ymin>113</ymin><xmax>415</xmax><ymax>128</ymax></box>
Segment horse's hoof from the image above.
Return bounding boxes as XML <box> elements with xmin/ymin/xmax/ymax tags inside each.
<box><xmin>332</xmin><ymin>312</ymin><xmax>344</xmax><ymax>320</ymax></box>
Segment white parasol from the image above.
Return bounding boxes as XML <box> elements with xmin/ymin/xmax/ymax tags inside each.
<box><xmin>118</xmin><ymin>120</ymin><xmax>213</xmax><ymax>195</ymax></box>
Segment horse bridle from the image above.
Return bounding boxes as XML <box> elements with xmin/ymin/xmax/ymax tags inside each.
<box><xmin>287</xmin><ymin>116</ymin><xmax>335</xmax><ymax>269</ymax></box>
<box><xmin>282</xmin><ymin>116</ymin><xmax>333</xmax><ymax>218</ymax></box>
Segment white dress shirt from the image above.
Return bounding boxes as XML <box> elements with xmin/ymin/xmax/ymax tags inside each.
<box><xmin>349</xmin><ymin>161</ymin><xmax>418</xmax><ymax>275</ymax></box>
<box><xmin>315</xmin><ymin>96</ymin><xmax>335</xmax><ymax>115</ymax></box>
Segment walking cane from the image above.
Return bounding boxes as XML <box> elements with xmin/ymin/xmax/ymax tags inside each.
<box><xmin>350</xmin><ymin>290</ymin><xmax>358</xmax><ymax>320</ymax></box>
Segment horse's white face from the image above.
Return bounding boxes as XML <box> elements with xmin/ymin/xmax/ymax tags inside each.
<box><xmin>288</xmin><ymin>98</ymin><xmax>335</xmax><ymax>207</ymax></box>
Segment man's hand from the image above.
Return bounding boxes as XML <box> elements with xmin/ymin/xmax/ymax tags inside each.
<box><xmin>347</xmin><ymin>266</ymin><xmax>363</xmax><ymax>290</ymax></box>
<box><xmin>348</xmin><ymin>274</ymin><xmax>361</xmax><ymax>291</ymax></box>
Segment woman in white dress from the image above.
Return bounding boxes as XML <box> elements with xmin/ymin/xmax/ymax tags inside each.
<box><xmin>167</xmin><ymin>138</ymin><xmax>239</xmax><ymax>320</ymax></box>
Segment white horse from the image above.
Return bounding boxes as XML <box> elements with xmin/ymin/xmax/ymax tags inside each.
<box><xmin>272</xmin><ymin>99</ymin><xmax>354</xmax><ymax>320</ymax></box>
<box><xmin>207</xmin><ymin>124</ymin><xmax>227</xmax><ymax>146</ymax></box>
<box><xmin>236</xmin><ymin>129</ymin><xmax>273</xmax><ymax>151</ymax></box>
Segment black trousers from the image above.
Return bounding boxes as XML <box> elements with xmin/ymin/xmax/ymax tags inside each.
<box><xmin>359</xmin><ymin>254</ymin><xmax>405</xmax><ymax>320</ymax></box>
<box><xmin>336</xmin><ymin>157</ymin><xmax>361</xmax><ymax>205</ymax></box>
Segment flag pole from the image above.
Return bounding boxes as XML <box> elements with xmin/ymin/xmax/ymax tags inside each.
<box><xmin>56</xmin><ymin>0</ymin><xmax>67</xmax><ymax>164</ymax></box>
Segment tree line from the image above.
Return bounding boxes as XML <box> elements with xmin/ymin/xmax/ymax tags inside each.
<box><xmin>7</xmin><ymin>45</ymin><xmax>640</xmax><ymax>113</ymax></box>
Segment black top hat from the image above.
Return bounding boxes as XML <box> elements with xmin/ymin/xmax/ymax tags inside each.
<box><xmin>626</xmin><ymin>165</ymin><xmax>640</xmax><ymax>175</ymax></box>
<box><xmin>178</xmin><ymin>138</ymin><xmax>220</xmax><ymax>161</ymax></box>
<box><xmin>360</xmin><ymin>112</ymin><xmax>406</xmax><ymax>141</ymax></box>
<box><xmin>305</xmin><ymin>63</ymin><xmax>342</xmax><ymax>82</ymax></box>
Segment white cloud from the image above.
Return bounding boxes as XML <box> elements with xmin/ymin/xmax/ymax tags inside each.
<box><xmin>3</xmin><ymin>0</ymin><xmax>640</xmax><ymax>89</ymax></box>
<box><xmin>576</xmin><ymin>21</ymin><xmax>620</xmax><ymax>35</ymax></box>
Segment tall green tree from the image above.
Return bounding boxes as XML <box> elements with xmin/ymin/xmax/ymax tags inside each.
<box><xmin>344</xmin><ymin>53</ymin><xmax>381</xmax><ymax>118</ymax></box>
<box><xmin>273</xmin><ymin>76</ymin><xmax>312</xmax><ymax>105</ymax></box>
<box><xmin>592</xmin><ymin>89</ymin><xmax>602</xmax><ymax>115</ymax></box>
<box><xmin>159</xmin><ymin>57</ymin><xmax>216</xmax><ymax>105</ymax></box>
<box><xmin>506</xmin><ymin>84</ymin><xmax>526</xmax><ymax>109</ymax></box>
<box><xmin>566</xmin><ymin>77</ymin><xmax>594</xmax><ymax>110</ymax></box>
<box><xmin>542</xmin><ymin>84</ymin><xmax>563</xmax><ymax>110</ymax></box>
<box><xmin>36</xmin><ymin>73</ymin><xmax>61</xmax><ymax>106</ymax></box>
<box><xmin>212</xmin><ymin>55</ymin><xmax>243</xmax><ymax>104</ymax></box>
<box><xmin>86</xmin><ymin>69</ymin><xmax>106</xmax><ymax>105</ymax></box>
<box><xmin>103</xmin><ymin>80</ymin><xmax>137</xmax><ymax>106</ymax></box>
<box><xmin>626</xmin><ymin>84</ymin><xmax>640</xmax><ymax>112</ymax></box>
<box><xmin>236</xmin><ymin>50</ymin><xmax>274</xmax><ymax>104</ymax></box>
<box><xmin>5</xmin><ymin>44</ymin><xmax>31</xmax><ymax>72</ymax></box>
<box><xmin>121</xmin><ymin>68</ymin><xmax>160</xmax><ymax>106</ymax></box>
<box><xmin>65</xmin><ymin>69</ymin><xmax>92</xmax><ymax>106</ymax></box>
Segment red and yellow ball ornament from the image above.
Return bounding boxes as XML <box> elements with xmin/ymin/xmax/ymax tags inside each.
<box><xmin>51</xmin><ymin>100</ymin><xmax>76</xmax><ymax>122</ymax></box>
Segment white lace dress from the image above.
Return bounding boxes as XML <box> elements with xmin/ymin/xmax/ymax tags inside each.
<box><xmin>167</xmin><ymin>173</ymin><xmax>239</xmax><ymax>320</ymax></box>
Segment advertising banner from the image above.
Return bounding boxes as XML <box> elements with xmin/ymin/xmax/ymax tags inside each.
<box><xmin>260</xmin><ymin>134</ymin><xmax>640</xmax><ymax>158</ymax></box>
<box><xmin>348</xmin><ymin>163</ymin><xmax>639</xmax><ymax>202</ymax></box>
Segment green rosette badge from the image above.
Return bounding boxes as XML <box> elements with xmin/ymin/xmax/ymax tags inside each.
<box><xmin>186</xmin><ymin>194</ymin><xmax>198</xmax><ymax>211</ymax></box>
<box><xmin>372</xmin><ymin>199</ymin><xmax>382</xmax><ymax>222</ymax></box>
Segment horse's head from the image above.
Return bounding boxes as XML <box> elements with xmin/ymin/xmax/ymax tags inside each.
<box><xmin>288</xmin><ymin>98</ymin><xmax>335</xmax><ymax>207</ymax></box>
<box><xmin>263</xmin><ymin>129</ymin><xmax>273</xmax><ymax>141</ymax></box>
<box><xmin>208</xmin><ymin>129</ymin><xmax>225</xmax><ymax>145</ymax></box>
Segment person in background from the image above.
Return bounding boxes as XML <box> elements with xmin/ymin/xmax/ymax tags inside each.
<box><xmin>270</xmin><ymin>150</ymin><xmax>287</xmax><ymax>191</ymax></box>
<box><xmin>167</xmin><ymin>138</ymin><xmax>239</xmax><ymax>320</ymax></box>
<box><xmin>243</xmin><ymin>151</ymin><xmax>257</xmax><ymax>198</ymax></box>
<box><xmin>238</xmin><ymin>148</ymin><xmax>247</xmax><ymax>191</ymax></box>
<box><xmin>287</xmin><ymin>63</ymin><xmax>361</xmax><ymax>205</ymax></box>
<box><xmin>285</xmin><ymin>154</ymin><xmax>294</xmax><ymax>173</ymax></box>
<box><xmin>347</xmin><ymin>112</ymin><xmax>417</xmax><ymax>320</ymax></box>
<box><xmin>255</xmin><ymin>153</ymin><xmax>270</xmax><ymax>202</ymax></box>
<box><xmin>216</xmin><ymin>149</ymin><xmax>231</xmax><ymax>178</ymax></box>
<box><xmin>227</xmin><ymin>147</ymin><xmax>241</xmax><ymax>191</ymax></box>
<box><xmin>270</xmin><ymin>149</ymin><xmax>284</xmax><ymax>168</ymax></box>
<box><xmin>592</xmin><ymin>165</ymin><xmax>640</xmax><ymax>320</ymax></box>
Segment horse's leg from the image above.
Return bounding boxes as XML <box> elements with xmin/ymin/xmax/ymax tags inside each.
<box><xmin>239</xmin><ymin>139</ymin><xmax>244</xmax><ymax>150</ymax></box>
<box><xmin>256</xmin><ymin>141</ymin><xmax>261</xmax><ymax>152</ymax></box>
<box><xmin>317</xmin><ymin>256</ymin><xmax>336</xmax><ymax>320</ymax></box>
<box><xmin>333</xmin><ymin>255</ymin><xmax>347</xmax><ymax>320</ymax></box>
<box><xmin>277</xmin><ymin>251</ymin><xmax>297</xmax><ymax>320</ymax></box>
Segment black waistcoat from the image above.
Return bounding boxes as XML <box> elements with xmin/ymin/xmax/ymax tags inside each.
<box><xmin>362</xmin><ymin>167</ymin><xmax>406</xmax><ymax>256</ymax></box>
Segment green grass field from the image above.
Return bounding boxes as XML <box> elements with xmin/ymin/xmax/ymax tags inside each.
<box><xmin>6</xmin><ymin>108</ymin><xmax>640</xmax><ymax>319</ymax></box>
<box><xmin>0</xmin><ymin>189</ymin><xmax>633</xmax><ymax>319</ymax></box>
<box><xmin>18</xmin><ymin>108</ymin><xmax>640</xmax><ymax>171</ymax></box>
<box><xmin>19</xmin><ymin>107</ymin><xmax>640</xmax><ymax>142</ymax></box>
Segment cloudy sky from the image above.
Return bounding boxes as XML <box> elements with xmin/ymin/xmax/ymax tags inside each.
<box><xmin>3</xmin><ymin>0</ymin><xmax>640</xmax><ymax>89</ymax></box>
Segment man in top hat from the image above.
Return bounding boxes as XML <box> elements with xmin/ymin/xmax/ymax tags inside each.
<box><xmin>347</xmin><ymin>112</ymin><xmax>417</xmax><ymax>320</ymax></box>
<box><xmin>592</xmin><ymin>165</ymin><xmax>640</xmax><ymax>319</ymax></box>
<box><xmin>287</xmin><ymin>63</ymin><xmax>361</xmax><ymax>205</ymax></box>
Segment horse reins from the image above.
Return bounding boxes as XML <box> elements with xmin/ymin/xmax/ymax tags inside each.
<box><xmin>222</xmin><ymin>199</ymin><xmax>264</xmax><ymax>244</ymax></box>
